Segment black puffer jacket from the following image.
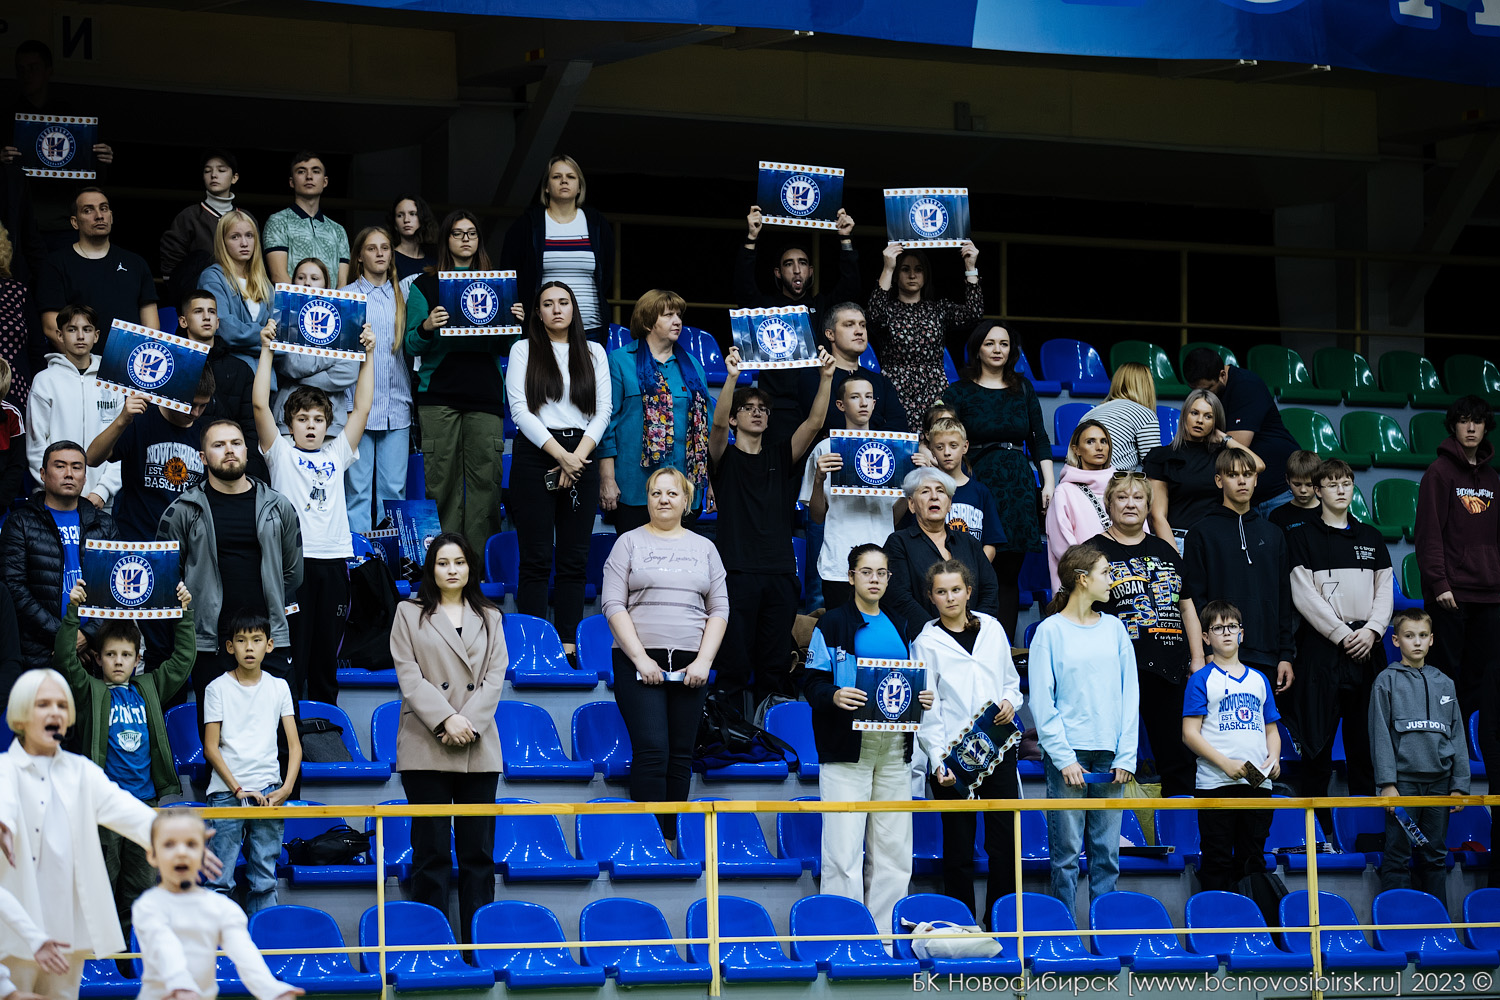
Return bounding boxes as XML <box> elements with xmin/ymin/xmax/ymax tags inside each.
<box><xmin>0</xmin><ymin>494</ymin><xmax>118</xmax><ymax>670</ymax></box>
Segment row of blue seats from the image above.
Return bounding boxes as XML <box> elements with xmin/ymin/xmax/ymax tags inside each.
<box><xmin>77</xmin><ymin>886</ymin><xmax>1500</xmax><ymax>996</ymax></box>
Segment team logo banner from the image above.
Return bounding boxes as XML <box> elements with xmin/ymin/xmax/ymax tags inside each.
<box><xmin>386</xmin><ymin>499</ymin><xmax>443</xmax><ymax>567</ymax></box>
<box><xmin>756</xmin><ymin>161</ymin><xmax>844</xmax><ymax>230</ymax></box>
<box><xmin>79</xmin><ymin>541</ymin><xmax>182</xmax><ymax>619</ymax></box>
<box><xmin>729</xmin><ymin>305</ymin><xmax>820</xmax><ymax>370</ymax></box>
<box><xmin>14</xmin><ymin>114</ymin><xmax>97</xmax><ymax>179</ymax></box>
<box><xmin>852</xmin><ymin>659</ymin><xmax>926</xmax><ymax>732</ymax></box>
<box><xmin>884</xmin><ymin>187</ymin><xmax>971</xmax><ymax>248</ymax></box>
<box><xmin>438</xmin><ymin>271</ymin><xmax>521</xmax><ymax>338</ymax></box>
<box><xmin>272</xmin><ymin>284</ymin><xmax>367</xmax><ymax>361</ymax></box>
<box><xmin>828</xmin><ymin>429</ymin><xmax>920</xmax><ymax>496</ymax></box>
<box><xmin>942</xmin><ymin>701</ymin><xmax>1023</xmax><ymax>799</ymax></box>
<box><xmin>97</xmin><ymin>322</ymin><xmax>211</xmax><ymax>414</ymax></box>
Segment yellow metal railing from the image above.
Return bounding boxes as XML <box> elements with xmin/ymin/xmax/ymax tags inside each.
<box><xmin>106</xmin><ymin>794</ymin><xmax>1500</xmax><ymax>997</ymax></box>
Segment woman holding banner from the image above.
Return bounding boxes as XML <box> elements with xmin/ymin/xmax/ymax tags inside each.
<box><xmin>404</xmin><ymin>210</ymin><xmax>507</xmax><ymax>548</ymax></box>
<box><xmin>913</xmin><ymin>557</ymin><xmax>1022</xmax><ymax>927</ymax></box>
<box><xmin>867</xmin><ymin>241</ymin><xmax>982</xmax><ymax>430</ymax></box>
<box><xmin>505</xmin><ymin>280</ymin><xmax>610</xmax><ymax>656</ymax></box>
<box><xmin>199</xmin><ymin>209</ymin><xmax>275</xmax><ymax>378</ymax></box>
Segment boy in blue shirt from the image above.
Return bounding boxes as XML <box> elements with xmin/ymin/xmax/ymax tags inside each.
<box><xmin>53</xmin><ymin>577</ymin><xmax>195</xmax><ymax>943</ymax></box>
<box><xmin>1182</xmin><ymin>599</ymin><xmax>1282</xmax><ymax>892</ymax></box>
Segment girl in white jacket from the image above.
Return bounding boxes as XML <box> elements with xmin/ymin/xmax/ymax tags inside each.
<box><xmin>24</xmin><ymin>305</ymin><xmax>121</xmax><ymax>507</ymax></box>
<box><xmin>912</xmin><ymin>558</ymin><xmax>1022</xmax><ymax>927</ymax></box>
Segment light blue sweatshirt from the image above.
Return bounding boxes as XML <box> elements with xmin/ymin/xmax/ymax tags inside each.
<box><xmin>1028</xmin><ymin>612</ymin><xmax>1140</xmax><ymax>773</ymax></box>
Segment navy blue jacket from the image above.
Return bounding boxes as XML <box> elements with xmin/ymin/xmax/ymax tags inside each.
<box><xmin>801</xmin><ymin>600</ymin><xmax>916</xmax><ymax>764</ymax></box>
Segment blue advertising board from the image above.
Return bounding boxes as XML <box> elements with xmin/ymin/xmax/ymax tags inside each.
<box><xmin>272</xmin><ymin>284</ymin><xmax>368</xmax><ymax>361</ymax></box>
<box><xmin>14</xmin><ymin>114</ymin><xmax>97</xmax><ymax>179</ymax></box>
<box><xmin>828</xmin><ymin>429</ymin><xmax>920</xmax><ymax>496</ymax></box>
<box><xmin>884</xmin><ymin>188</ymin><xmax>971</xmax><ymax>248</ymax></box>
<box><xmin>755</xmin><ymin>161</ymin><xmax>845</xmax><ymax>230</ymax></box>
<box><xmin>79</xmin><ymin>540</ymin><xmax>182</xmax><ymax>619</ymax></box>
<box><xmin>97</xmin><ymin>322</ymin><xmax>212</xmax><ymax>413</ymax></box>
<box><xmin>437</xmin><ymin>270</ymin><xmax>521</xmax><ymax>338</ymax></box>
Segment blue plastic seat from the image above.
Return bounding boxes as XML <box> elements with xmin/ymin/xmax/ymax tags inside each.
<box><xmin>1185</xmin><ymin>891</ymin><xmax>1313</xmax><ymax>971</ymax></box>
<box><xmin>471</xmin><ymin>900</ymin><xmax>607</xmax><ymax>989</ymax></box>
<box><xmin>1014</xmin><ymin>348</ymin><xmax>1061</xmax><ymax>396</ymax></box>
<box><xmin>1375</xmin><ymin>889</ymin><xmax>1500</xmax><ymax>967</ymax></box>
<box><xmin>493</xmin><ymin>701</ymin><xmax>596</xmax><ymax>781</ymax></box>
<box><xmin>1019</xmin><ymin>810</ymin><xmax>1052</xmax><ymax>872</ymax></box>
<box><xmin>1268</xmin><ymin>807</ymin><xmax>1367</xmax><ymax>872</ymax></box>
<box><xmin>1447</xmin><ymin>804</ymin><xmax>1492</xmax><ymax>870</ymax></box>
<box><xmin>365</xmin><ymin>800</ymin><xmax>421</xmax><ymax>880</ymax></box>
<box><xmin>1331</xmin><ymin>805</ymin><xmax>1386</xmax><ymax>867</ymax></box>
<box><xmin>912</xmin><ymin>800</ymin><xmax>941</xmax><ymax>876</ymax></box>
<box><xmin>298</xmin><ymin>701</ymin><xmax>392</xmax><ymax>782</ymax></box>
<box><xmin>678</xmin><ymin>797</ymin><xmax>803</xmax><ymax>879</ymax></box>
<box><xmin>792</xmin><ymin>535</ymin><xmax>806</xmax><ymax>595</ymax></box>
<box><xmin>483</xmin><ymin>530</ymin><xmax>518</xmax><ymax>601</ymax></box>
<box><xmin>1090</xmin><ymin>891</ymin><xmax>1219</xmax><ymax>973</ymax></box>
<box><xmin>280</xmin><ymin>801</ymin><xmax>377</xmax><ymax>885</ymax></box>
<box><xmin>79</xmin><ymin>959</ymin><xmax>140</xmax><ymax>998</ymax></box>
<box><xmin>580</xmin><ymin>897</ymin><xmax>714</xmax><ymax>986</ymax></box>
<box><xmin>682</xmin><ymin>325</ymin><xmax>750</xmax><ymax>387</ymax></box>
<box><xmin>943</xmin><ymin>349</ymin><xmax>959</xmax><ymax>384</ymax></box>
<box><xmin>777</xmin><ymin>796</ymin><xmax>823</xmax><ymax>875</ymax></box>
<box><xmin>1468</xmin><ymin>713</ymin><xmax>1487</xmax><ymax>780</ymax></box>
<box><xmin>164</xmin><ymin>703</ymin><xmax>207</xmax><ymax>784</ymax></box>
<box><xmin>576</xmin><ymin>797</ymin><xmax>702</xmax><ymax>879</ymax></box>
<box><xmin>788</xmin><ymin>895</ymin><xmax>923</xmax><ymax>980</ymax></box>
<box><xmin>1039</xmin><ymin>338</ymin><xmax>1111</xmax><ymax>396</ymax></box>
<box><xmin>1017</xmin><ymin>550</ymin><xmax>1052</xmax><ymax>609</ymax></box>
<box><xmin>583</xmin><ymin>531</ymin><xmax>615</xmax><ymax>600</ymax></box>
<box><xmin>893</xmin><ymin>893</ymin><xmax>1023</xmax><ymax>975</ymax></box>
<box><xmin>358</xmin><ymin>902</ymin><xmax>495</xmax><ymax>991</ymax></box>
<box><xmin>607</xmin><ymin>323</ymin><xmax>631</xmax><ymax>351</ymax></box>
<box><xmin>370</xmin><ymin>700</ymin><xmax>399</xmax><ymax>766</ymax></box>
<box><xmin>1051</xmin><ymin>402</ymin><xmax>1093</xmax><ymax>460</ymax></box>
<box><xmin>575</xmin><ymin>614</ymin><xmax>614</xmax><ymax>683</ymax></box>
<box><xmin>334</xmin><ymin>665</ymin><xmax>397</xmax><ymax>688</ymax></box>
<box><xmin>687</xmin><ymin>896</ymin><xmax>819</xmax><ymax>982</ymax></box>
<box><xmin>404</xmin><ymin>452</ymin><xmax>425</xmax><ymax>503</ymax></box>
<box><xmin>503</xmin><ymin>613</ymin><xmax>597</xmax><ymax>689</ymax></box>
<box><xmin>571</xmin><ymin>700</ymin><xmax>632</xmax><ymax>779</ymax></box>
<box><xmin>1279</xmin><ymin>891</ymin><xmax>1406</xmax><ymax>970</ymax></box>
<box><xmin>1463</xmin><ymin>888</ymin><xmax>1500</xmax><ymax>952</ymax></box>
<box><xmin>1157</xmin><ymin>403</ymin><xmax>1180</xmax><ymax>443</ymax></box>
<box><xmin>492</xmin><ymin>797</ymin><xmax>599</xmax><ymax>881</ymax></box>
<box><xmin>859</xmin><ymin>344</ymin><xmax>881</xmax><ymax>373</ymax></box>
<box><xmin>990</xmin><ymin>893</ymin><xmax>1121</xmax><ymax>974</ymax></box>
<box><xmin>1118</xmin><ymin>812</ymin><xmax>1185</xmax><ymax>874</ymax></box>
<box><xmin>249</xmin><ymin>905</ymin><xmax>385</xmax><ymax>993</ymax></box>
<box><xmin>764</xmin><ymin>700</ymin><xmax>819</xmax><ymax>781</ymax></box>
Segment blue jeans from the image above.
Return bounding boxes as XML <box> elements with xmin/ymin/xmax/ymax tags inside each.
<box><xmin>345</xmin><ymin>425</ymin><xmax>410</xmax><ymax>533</ymax></box>
<box><xmin>1044</xmin><ymin>749</ymin><xmax>1124</xmax><ymax>917</ymax></box>
<box><xmin>1255</xmin><ymin>489</ymin><xmax>1294</xmax><ymax>519</ymax></box>
<box><xmin>206</xmin><ymin>786</ymin><xmax>283</xmax><ymax>913</ymax></box>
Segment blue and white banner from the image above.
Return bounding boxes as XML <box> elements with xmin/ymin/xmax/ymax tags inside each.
<box><xmin>884</xmin><ymin>188</ymin><xmax>970</xmax><ymax>248</ymax></box>
<box><xmin>386</xmin><ymin>499</ymin><xmax>444</xmax><ymax>567</ymax></box>
<box><xmin>756</xmin><ymin>161</ymin><xmax>845</xmax><ymax>230</ymax></box>
<box><xmin>79</xmin><ymin>540</ymin><xmax>182</xmax><ymax>619</ymax></box>
<box><xmin>97</xmin><ymin>322</ymin><xmax>211</xmax><ymax>414</ymax></box>
<box><xmin>942</xmin><ymin>702</ymin><xmax>1023</xmax><ymax>799</ymax></box>
<box><xmin>828</xmin><ymin>429</ymin><xmax>920</xmax><ymax>496</ymax></box>
<box><xmin>438</xmin><ymin>270</ymin><xmax>521</xmax><ymax>338</ymax></box>
<box><xmin>13</xmin><ymin>114</ymin><xmax>97</xmax><ymax>179</ymax></box>
<box><xmin>728</xmin><ymin>305</ymin><xmax>820</xmax><ymax>370</ymax></box>
<box><xmin>852</xmin><ymin>659</ymin><xmax>927</xmax><ymax>732</ymax></box>
<box><xmin>272</xmin><ymin>284</ymin><xmax>368</xmax><ymax>361</ymax></box>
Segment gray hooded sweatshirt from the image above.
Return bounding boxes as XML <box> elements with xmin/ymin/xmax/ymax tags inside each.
<box><xmin>1368</xmin><ymin>659</ymin><xmax>1470</xmax><ymax>791</ymax></box>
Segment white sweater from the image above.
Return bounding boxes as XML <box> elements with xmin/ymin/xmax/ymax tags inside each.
<box><xmin>911</xmin><ymin>613</ymin><xmax>1023</xmax><ymax>770</ymax></box>
<box><xmin>133</xmin><ymin>887</ymin><xmax>294</xmax><ymax>1000</ymax></box>
<box><xmin>25</xmin><ymin>353</ymin><xmax>122</xmax><ymax>502</ymax></box>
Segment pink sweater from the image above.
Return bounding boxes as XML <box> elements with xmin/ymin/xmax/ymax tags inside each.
<box><xmin>1046</xmin><ymin>465</ymin><xmax>1117</xmax><ymax>592</ymax></box>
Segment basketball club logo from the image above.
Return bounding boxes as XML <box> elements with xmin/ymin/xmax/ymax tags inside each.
<box><xmin>115</xmin><ymin>729</ymin><xmax>143</xmax><ymax>753</ymax></box>
<box><xmin>755</xmin><ymin>316</ymin><xmax>800</xmax><ymax>362</ymax></box>
<box><xmin>1235</xmin><ymin>704</ymin><xmax>1255</xmax><ymax>725</ymax></box>
<box><xmin>127</xmin><ymin>341</ymin><xmax>175</xmax><ymax>390</ymax></box>
<box><xmin>854</xmin><ymin>440</ymin><xmax>898</xmax><ymax>486</ymax></box>
<box><xmin>875</xmin><ymin>671</ymin><xmax>913</xmax><ymax>721</ymax></box>
<box><xmin>461</xmin><ymin>281</ymin><xmax>500</xmax><ymax>325</ymax></box>
<box><xmin>110</xmin><ymin>554</ymin><xmax>155</xmax><ymax>608</ymax></box>
<box><xmin>297</xmin><ymin>299</ymin><xmax>342</xmax><ymax>347</ymax></box>
<box><xmin>908</xmin><ymin>196</ymin><xmax>950</xmax><ymax>238</ymax></box>
<box><xmin>956</xmin><ymin>730</ymin><xmax>997</xmax><ymax>772</ymax></box>
<box><xmin>37</xmin><ymin>125</ymin><xmax>76</xmax><ymax>168</ymax></box>
<box><xmin>780</xmin><ymin>173</ymin><xmax>821</xmax><ymax>217</ymax></box>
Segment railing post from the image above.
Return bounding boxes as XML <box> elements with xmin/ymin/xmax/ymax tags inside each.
<box><xmin>1012</xmin><ymin>808</ymin><xmax>1024</xmax><ymax>958</ymax></box>
<box><xmin>706</xmin><ymin>807</ymin><xmax>722</xmax><ymax>997</ymax></box>
<box><xmin>375</xmin><ymin>813</ymin><xmax>387</xmax><ymax>992</ymax></box>
<box><xmin>1305</xmin><ymin>806</ymin><xmax>1323</xmax><ymax>998</ymax></box>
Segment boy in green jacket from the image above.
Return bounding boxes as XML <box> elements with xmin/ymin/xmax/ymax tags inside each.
<box><xmin>54</xmin><ymin>578</ymin><xmax>195</xmax><ymax>944</ymax></box>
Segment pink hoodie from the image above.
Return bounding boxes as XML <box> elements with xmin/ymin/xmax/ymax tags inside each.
<box><xmin>1046</xmin><ymin>464</ymin><xmax>1117</xmax><ymax>592</ymax></box>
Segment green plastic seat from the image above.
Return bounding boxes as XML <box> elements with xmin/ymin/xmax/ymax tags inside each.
<box><xmin>1179</xmin><ymin>342</ymin><xmax>1238</xmax><ymax>378</ymax></box>
<box><xmin>1339</xmin><ymin>411</ymin><xmax>1427</xmax><ymax>469</ymax></box>
<box><xmin>1372</xmin><ymin>478</ymin><xmax>1420</xmax><ymax>541</ymax></box>
<box><xmin>1280</xmin><ymin>408</ymin><xmax>1370</xmax><ymax>469</ymax></box>
<box><xmin>1111</xmin><ymin>341</ymin><xmax>1190</xmax><ymax>399</ymax></box>
<box><xmin>1378</xmin><ymin>351</ymin><xmax>1457</xmax><ymax>409</ymax></box>
<box><xmin>1314</xmin><ymin>348</ymin><xmax>1407</xmax><ymax>408</ymax></box>
<box><xmin>1400</xmin><ymin>552</ymin><xmax>1423</xmax><ymax>602</ymax></box>
<box><xmin>1408</xmin><ymin>411</ymin><xmax>1447</xmax><ymax>461</ymax></box>
<box><xmin>1247</xmin><ymin>345</ymin><xmax>1342</xmax><ymax>404</ymax></box>
<box><xmin>1352</xmin><ymin>485</ymin><xmax>1402</xmax><ymax>543</ymax></box>
<box><xmin>1443</xmin><ymin>355</ymin><xmax>1500</xmax><ymax>407</ymax></box>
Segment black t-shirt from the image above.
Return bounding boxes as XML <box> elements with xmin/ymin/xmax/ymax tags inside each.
<box><xmin>1142</xmin><ymin>440</ymin><xmax>1224</xmax><ymax>535</ymax></box>
<box><xmin>36</xmin><ymin>245</ymin><xmax>156</xmax><ymax>349</ymax></box>
<box><xmin>709</xmin><ymin>439</ymin><xmax>798</xmax><ymax>574</ymax></box>
<box><xmin>1093</xmin><ymin>532</ymin><xmax>1192</xmax><ymax>683</ymax></box>
<box><xmin>1221</xmin><ymin>367</ymin><xmax>1299</xmax><ymax>502</ymax></box>
<box><xmin>943</xmin><ymin>624</ymin><xmax>979</xmax><ymax>656</ymax></box>
<box><xmin>1269</xmin><ymin>501</ymin><xmax>1318</xmax><ymax>533</ymax></box>
<box><xmin>112</xmin><ymin>406</ymin><xmax>206</xmax><ymax>540</ymax></box>
<box><xmin>205</xmin><ymin>483</ymin><xmax>267</xmax><ymax>625</ymax></box>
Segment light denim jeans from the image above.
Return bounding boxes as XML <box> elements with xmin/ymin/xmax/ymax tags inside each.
<box><xmin>1044</xmin><ymin>749</ymin><xmax>1124</xmax><ymax>918</ymax></box>
<box><xmin>206</xmin><ymin>785</ymin><xmax>284</xmax><ymax>913</ymax></box>
<box><xmin>345</xmin><ymin>425</ymin><xmax>411</xmax><ymax>533</ymax></box>
<box><xmin>1254</xmin><ymin>488</ymin><xmax>1294</xmax><ymax>520</ymax></box>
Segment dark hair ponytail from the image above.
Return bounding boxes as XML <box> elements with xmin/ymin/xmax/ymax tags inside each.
<box><xmin>1044</xmin><ymin>542</ymin><xmax>1106</xmax><ymax>617</ymax></box>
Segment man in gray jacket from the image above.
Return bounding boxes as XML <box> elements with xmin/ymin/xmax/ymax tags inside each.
<box><xmin>157</xmin><ymin>417</ymin><xmax>302</xmax><ymax>730</ymax></box>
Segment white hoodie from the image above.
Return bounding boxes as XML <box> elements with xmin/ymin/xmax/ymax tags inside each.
<box><xmin>912</xmin><ymin>612</ymin><xmax>1024</xmax><ymax>772</ymax></box>
<box><xmin>25</xmin><ymin>352</ymin><xmax>123</xmax><ymax>503</ymax></box>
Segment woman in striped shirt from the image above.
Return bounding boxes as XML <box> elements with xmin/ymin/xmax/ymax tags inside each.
<box><xmin>1082</xmin><ymin>362</ymin><xmax>1160</xmax><ymax>471</ymax></box>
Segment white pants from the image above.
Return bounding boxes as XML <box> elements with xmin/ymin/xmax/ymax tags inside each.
<box><xmin>6</xmin><ymin>953</ymin><xmax>88</xmax><ymax>1000</ymax></box>
<box><xmin>818</xmin><ymin>731</ymin><xmax>913</xmax><ymax>940</ymax></box>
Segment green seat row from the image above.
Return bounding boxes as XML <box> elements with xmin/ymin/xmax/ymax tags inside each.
<box><xmin>1279</xmin><ymin>407</ymin><xmax>1485</xmax><ymax>471</ymax></box>
<box><xmin>1250</xmin><ymin>345</ymin><xmax>1490</xmax><ymax>410</ymax></box>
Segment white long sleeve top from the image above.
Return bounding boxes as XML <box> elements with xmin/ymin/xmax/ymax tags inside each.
<box><xmin>25</xmin><ymin>353</ymin><xmax>123</xmax><ymax>502</ymax></box>
<box><xmin>504</xmin><ymin>339</ymin><xmax>611</xmax><ymax>448</ymax></box>
<box><xmin>133</xmin><ymin>887</ymin><xmax>294</xmax><ymax>1000</ymax></box>
<box><xmin>911</xmin><ymin>613</ymin><xmax>1023</xmax><ymax>769</ymax></box>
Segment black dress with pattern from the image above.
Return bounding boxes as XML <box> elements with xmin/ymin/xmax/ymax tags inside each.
<box><xmin>940</xmin><ymin>378</ymin><xmax>1050</xmax><ymax>554</ymax></box>
<box><xmin>866</xmin><ymin>280</ymin><xmax>983</xmax><ymax>431</ymax></box>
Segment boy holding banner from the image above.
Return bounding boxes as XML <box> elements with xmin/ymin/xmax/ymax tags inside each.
<box><xmin>24</xmin><ymin>304</ymin><xmax>121</xmax><ymax>508</ymax></box>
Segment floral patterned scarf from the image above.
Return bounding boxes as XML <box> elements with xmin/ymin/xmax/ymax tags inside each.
<box><xmin>635</xmin><ymin>341</ymin><xmax>710</xmax><ymax>502</ymax></box>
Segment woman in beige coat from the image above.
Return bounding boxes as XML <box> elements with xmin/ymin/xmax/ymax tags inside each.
<box><xmin>390</xmin><ymin>531</ymin><xmax>506</xmax><ymax>945</ymax></box>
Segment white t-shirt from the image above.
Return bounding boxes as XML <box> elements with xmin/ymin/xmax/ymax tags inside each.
<box><xmin>799</xmin><ymin>438</ymin><xmax>900</xmax><ymax>582</ymax></box>
<box><xmin>264</xmin><ymin>432</ymin><xmax>355</xmax><ymax>558</ymax></box>
<box><xmin>203</xmin><ymin>672</ymin><xmax>295</xmax><ymax>795</ymax></box>
<box><xmin>1182</xmin><ymin>662</ymin><xmax>1281</xmax><ymax>790</ymax></box>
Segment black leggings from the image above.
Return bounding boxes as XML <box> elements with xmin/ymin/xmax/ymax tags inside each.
<box><xmin>992</xmin><ymin>550</ymin><xmax>1026</xmax><ymax>639</ymax></box>
<box><xmin>508</xmin><ymin>430</ymin><xmax>599</xmax><ymax>640</ymax></box>
<box><xmin>611</xmin><ymin>648</ymin><xmax>710</xmax><ymax>839</ymax></box>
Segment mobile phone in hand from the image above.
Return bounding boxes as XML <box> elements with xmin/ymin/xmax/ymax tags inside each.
<box><xmin>544</xmin><ymin>468</ymin><xmax>561</xmax><ymax>491</ymax></box>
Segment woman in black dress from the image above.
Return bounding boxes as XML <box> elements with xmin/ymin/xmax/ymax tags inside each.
<box><xmin>1143</xmin><ymin>388</ymin><xmax>1262</xmax><ymax>550</ymax></box>
<box><xmin>939</xmin><ymin>320</ymin><xmax>1053</xmax><ymax>637</ymax></box>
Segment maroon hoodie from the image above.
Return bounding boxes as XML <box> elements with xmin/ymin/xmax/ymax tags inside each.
<box><xmin>1415</xmin><ymin>437</ymin><xmax>1500</xmax><ymax>603</ymax></box>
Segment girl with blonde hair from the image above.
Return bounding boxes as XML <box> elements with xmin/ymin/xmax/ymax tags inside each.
<box><xmin>199</xmin><ymin>209</ymin><xmax>275</xmax><ymax>375</ymax></box>
<box><xmin>1081</xmin><ymin>362</ymin><xmax>1159</xmax><ymax>471</ymax></box>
